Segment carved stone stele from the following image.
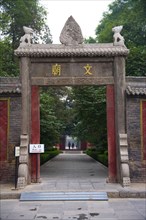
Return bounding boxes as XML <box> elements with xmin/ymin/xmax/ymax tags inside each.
<box><xmin>119</xmin><ymin>133</ymin><xmax>130</xmax><ymax>187</ymax></box>
<box><xmin>17</xmin><ymin>134</ymin><xmax>29</xmax><ymax>188</ymax></box>
<box><xmin>60</xmin><ymin>16</ymin><xmax>83</xmax><ymax>45</ymax></box>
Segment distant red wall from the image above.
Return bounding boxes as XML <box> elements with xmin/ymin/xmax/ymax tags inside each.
<box><xmin>0</xmin><ymin>99</ymin><xmax>8</xmax><ymax>161</ymax></box>
<box><xmin>81</xmin><ymin>141</ymin><xmax>87</xmax><ymax>151</ymax></box>
<box><xmin>59</xmin><ymin>136</ymin><xmax>66</xmax><ymax>150</ymax></box>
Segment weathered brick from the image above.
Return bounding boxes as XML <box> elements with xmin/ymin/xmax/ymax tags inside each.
<box><xmin>126</xmin><ymin>95</ymin><xmax>146</xmax><ymax>182</ymax></box>
<box><xmin>0</xmin><ymin>94</ymin><xmax>21</xmax><ymax>182</ymax></box>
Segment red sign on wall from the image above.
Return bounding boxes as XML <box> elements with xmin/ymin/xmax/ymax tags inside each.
<box><xmin>141</xmin><ymin>100</ymin><xmax>146</xmax><ymax>160</ymax></box>
<box><xmin>0</xmin><ymin>99</ymin><xmax>9</xmax><ymax>161</ymax></box>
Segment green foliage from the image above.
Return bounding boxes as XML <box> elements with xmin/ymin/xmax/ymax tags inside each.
<box><xmin>0</xmin><ymin>38</ymin><xmax>19</xmax><ymax>76</ymax></box>
<box><xmin>0</xmin><ymin>0</ymin><xmax>52</xmax><ymax>47</ymax></box>
<box><xmin>95</xmin><ymin>0</ymin><xmax>146</xmax><ymax>76</ymax></box>
<box><xmin>40</xmin><ymin>88</ymin><xmax>65</xmax><ymax>148</ymax></box>
<box><xmin>40</xmin><ymin>86</ymin><xmax>107</xmax><ymax>151</ymax></box>
<box><xmin>126</xmin><ymin>45</ymin><xmax>146</xmax><ymax>76</ymax></box>
<box><xmin>72</xmin><ymin>86</ymin><xmax>107</xmax><ymax>148</ymax></box>
<box><xmin>0</xmin><ymin>0</ymin><xmax>52</xmax><ymax>76</ymax></box>
<box><xmin>86</xmin><ymin>148</ymin><xmax>108</xmax><ymax>166</ymax></box>
<box><xmin>84</xmin><ymin>37</ymin><xmax>97</xmax><ymax>44</ymax></box>
<box><xmin>40</xmin><ymin>148</ymin><xmax>60</xmax><ymax>165</ymax></box>
<box><xmin>40</xmin><ymin>87</ymin><xmax>75</xmax><ymax>148</ymax></box>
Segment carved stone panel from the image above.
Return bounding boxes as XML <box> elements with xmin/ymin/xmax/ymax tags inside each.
<box><xmin>30</xmin><ymin>58</ymin><xmax>113</xmax><ymax>86</ymax></box>
<box><xmin>31</xmin><ymin>61</ymin><xmax>113</xmax><ymax>78</ymax></box>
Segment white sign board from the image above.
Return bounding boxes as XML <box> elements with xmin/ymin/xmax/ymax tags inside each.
<box><xmin>29</xmin><ymin>144</ymin><xmax>44</xmax><ymax>153</ymax></box>
<box><xmin>15</xmin><ymin>146</ymin><xmax>20</xmax><ymax>157</ymax></box>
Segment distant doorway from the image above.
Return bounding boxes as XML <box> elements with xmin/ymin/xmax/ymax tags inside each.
<box><xmin>65</xmin><ymin>135</ymin><xmax>81</xmax><ymax>150</ymax></box>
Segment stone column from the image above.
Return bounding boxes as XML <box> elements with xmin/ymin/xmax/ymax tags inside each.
<box><xmin>114</xmin><ymin>57</ymin><xmax>130</xmax><ymax>186</ymax></box>
<box><xmin>31</xmin><ymin>86</ymin><xmax>40</xmax><ymax>183</ymax></box>
<box><xmin>17</xmin><ymin>57</ymin><xmax>31</xmax><ymax>188</ymax></box>
<box><xmin>106</xmin><ymin>85</ymin><xmax>117</xmax><ymax>182</ymax></box>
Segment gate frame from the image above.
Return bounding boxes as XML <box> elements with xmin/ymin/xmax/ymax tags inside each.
<box><xmin>15</xmin><ymin>29</ymin><xmax>130</xmax><ymax>188</ymax></box>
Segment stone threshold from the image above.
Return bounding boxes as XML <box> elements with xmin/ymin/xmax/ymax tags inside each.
<box><xmin>0</xmin><ymin>190</ymin><xmax>145</xmax><ymax>200</ymax></box>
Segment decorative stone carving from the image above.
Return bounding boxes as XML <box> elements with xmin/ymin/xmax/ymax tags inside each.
<box><xmin>17</xmin><ymin>134</ymin><xmax>29</xmax><ymax>188</ymax></box>
<box><xmin>20</xmin><ymin>26</ymin><xmax>33</xmax><ymax>46</ymax></box>
<box><xmin>17</xmin><ymin>177</ymin><xmax>26</xmax><ymax>189</ymax></box>
<box><xmin>19</xmin><ymin>155</ymin><xmax>28</xmax><ymax>164</ymax></box>
<box><xmin>126</xmin><ymin>85</ymin><xmax>146</xmax><ymax>95</ymax></box>
<box><xmin>60</xmin><ymin>16</ymin><xmax>83</xmax><ymax>45</ymax></box>
<box><xmin>119</xmin><ymin>133</ymin><xmax>130</xmax><ymax>187</ymax></box>
<box><xmin>112</xmin><ymin>26</ymin><xmax>125</xmax><ymax>46</ymax></box>
<box><xmin>18</xmin><ymin>164</ymin><xmax>28</xmax><ymax>179</ymax></box>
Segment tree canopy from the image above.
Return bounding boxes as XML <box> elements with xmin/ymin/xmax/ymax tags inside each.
<box><xmin>40</xmin><ymin>87</ymin><xmax>74</xmax><ymax>148</ymax></box>
<box><xmin>95</xmin><ymin>0</ymin><xmax>146</xmax><ymax>76</ymax></box>
<box><xmin>0</xmin><ymin>0</ymin><xmax>52</xmax><ymax>76</ymax></box>
<box><xmin>1</xmin><ymin>0</ymin><xmax>145</xmax><ymax>150</ymax></box>
<box><xmin>72</xmin><ymin>86</ymin><xmax>107</xmax><ymax>148</ymax></box>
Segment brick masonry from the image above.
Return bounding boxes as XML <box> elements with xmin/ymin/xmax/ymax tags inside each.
<box><xmin>0</xmin><ymin>78</ymin><xmax>146</xmax><ymax>183</ymax></box>
<box><xmin>0</xmin><ymin>94</ymin><xmax>21</xmax><ymax>182</ymax></box>
<box><xmin>126</xmin><ymin>95</ymin><xmax>146</xmax><ymax>183</ymax></box>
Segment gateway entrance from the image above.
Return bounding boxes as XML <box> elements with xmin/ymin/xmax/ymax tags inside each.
<box><xmin>15</xmin><ymin>16</ymin><xmax>130</xmax><ymax>188</ymax></box>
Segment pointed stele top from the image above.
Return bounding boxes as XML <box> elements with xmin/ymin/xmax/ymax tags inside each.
<box><xmin>59</xmin><ymin>16</ymin><xmax>83</xmax><ymax>46</ymax></box>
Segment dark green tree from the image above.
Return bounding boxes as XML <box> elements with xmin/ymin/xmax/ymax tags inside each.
<box><xmin>0</xmin><ymin>37</ymin><xmax>19</xmax><ymax>76</ymax></box>
<box><xmin>84</xmin><ymin>37</ymin><xmax>96</xmax><ymax>44</ymax></box>
<box><xmin>0</xmin><ymin>0</ymin><xmax>52</xmax><ymax>76</ymax></box>
<box><xmin>72</xmin><ymin>86</ymin><xmax>107</xmax><ymax>148</ymax></box>
<box><xmin>95</xmin><ymin>0</ymin><xmax>146</xmax><ymax>76</ymax></box>
<box><xmin>40</xmin><ymin>87</ymin><xmax>74</xmax><ymax>148</ymax></box>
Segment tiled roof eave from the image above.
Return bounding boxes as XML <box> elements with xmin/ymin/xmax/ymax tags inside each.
<box><xmin>0</xmin><ymin>88</ymin><xmax>21</xmax><ymax>94</ymax></box>
<box><xmin>126</xmin><ymin>86</ymin><xmax>146</xmax><ymax>96</ymax></box>
<box><xmin>14</xmin><ymin>44</ymin><xmax>129</xmax><ymax>58</ymax></box>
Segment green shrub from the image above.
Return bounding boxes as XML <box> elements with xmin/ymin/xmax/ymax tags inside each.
<box><xmin>86</xmin><ymin>149</ymin><xmax>108</xmax><ymax>167</ymax></box>
<box><xmin>40</xmin><ymin>149</ymin><xmax>60</xmax><ymax>165</ymax></box>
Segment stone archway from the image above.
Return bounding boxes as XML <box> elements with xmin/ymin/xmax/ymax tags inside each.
<box><xmin>15</xmin><ymin>16</ymin><xmax>130</xmax><ymax>188</ymax></box>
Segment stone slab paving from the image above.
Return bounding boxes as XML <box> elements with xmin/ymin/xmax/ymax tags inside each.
<box><xmin>0</xmin><ymin>198</ymin><xmax>146</xmax><ymax>220</ymax></box>
<box><xmin>21</xmin><ymin>153</ymin><xmax>121</xmax><ymax>192</ymax></box>
<box><xmin>0</xmin><ymin>153</ymin><xmax>146</xmax><ymax>199</ymax></box>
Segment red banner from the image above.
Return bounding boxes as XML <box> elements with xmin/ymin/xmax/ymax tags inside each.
<box><xmin>0</xmin><ymin>100</ymin><xmax>8</xmax><ymax>161</ymax></box>
<box><xmin>142</xmin><ymin>101</ymin><xmax>146</xmax><ymax>160</ymax></box>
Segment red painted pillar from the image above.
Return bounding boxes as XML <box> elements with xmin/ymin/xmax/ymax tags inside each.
<box><xmin>106</xmin><ymin>85</ymin><xmax>117</xmax><ymax>182</ymax></box>
<box><xmin>31</xmin><ymin>86</ymin><xmax>40</xmax><ymax>183</ymax></box>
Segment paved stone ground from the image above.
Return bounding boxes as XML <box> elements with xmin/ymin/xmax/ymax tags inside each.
<box><xmin>21</xmin><ymin>153</ymin><xmax>145</xmax><ymax>195</ymax></box>
<box><xmin>0</xmin><ymin>153</ymin><xmax>145</xmax><ymax>198</ymax></box>
<box><xmin>0</xmin><ymin>153</ymin><xmax>146</xmax><ymax>219</ymax></box>
<box><xmin>0</xmin><ymin>198</ymin><xmax>146</xmax><ymax>220</ymax></box>
<box><xmin>25</xmin><ymin>153</ymin><xmax>112</xmax><ymax>192</ymax></box>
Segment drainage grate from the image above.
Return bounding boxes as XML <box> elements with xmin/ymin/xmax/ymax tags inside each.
<box><xmin>20</xmin><ymin>191</ymin><xmax>108</xmax><ymax>201</ymax></box>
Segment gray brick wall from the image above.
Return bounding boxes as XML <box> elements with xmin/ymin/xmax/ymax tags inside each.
<box><xmin>1</xmin><ymin>89</ymin><xmax>146</xmax><ymax>183</ymax></box>
<box><xmin>126</xmin><ymin>95</ymin><xmax>146</xmax><ymax>182</ymax></box>
<box><xmin>0</xmin><ymin>94</ymin><xmax>21</xmax><ymax>182</ymax></box>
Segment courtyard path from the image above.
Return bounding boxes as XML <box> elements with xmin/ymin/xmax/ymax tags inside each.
<box><xmin>25</xmin><ymin>152</ymin><xmax>123</xmax><ymax>192</ymax></box>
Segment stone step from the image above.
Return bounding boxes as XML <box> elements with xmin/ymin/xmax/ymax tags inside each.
<box><xmin>20</xmin><ymin>191</ymin><xmax>108</xmax><ymax>201</ymax></box>
<box><xmin>63</xmin><ymin>150</ymin><xmax>83</xmax><ymax>154</ymax></box>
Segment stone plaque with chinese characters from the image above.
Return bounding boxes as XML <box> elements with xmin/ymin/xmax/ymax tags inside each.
<box><xmin>30</xmin><ymin>58</ymin><xmax>114</xmax><ymax>86</ymax></box>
